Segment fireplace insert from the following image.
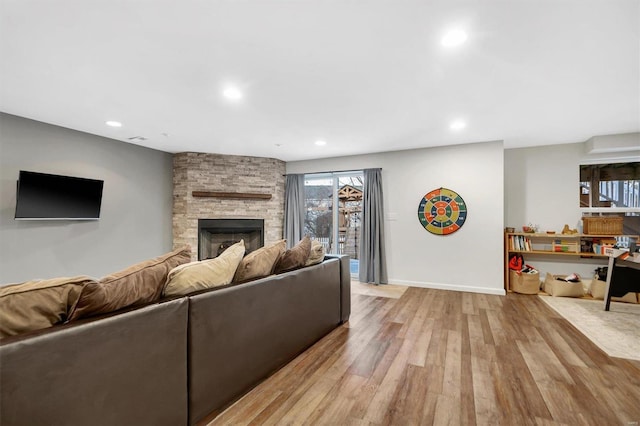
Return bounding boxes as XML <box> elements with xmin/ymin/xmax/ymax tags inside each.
<box><xmin>198</xmin><ymin>219</ymin><xmax>264</xmax><ymax>260</ymax></box>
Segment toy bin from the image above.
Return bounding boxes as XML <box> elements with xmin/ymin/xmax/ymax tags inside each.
<box><xmin>510</xmin><ymin>270</ymin><xmax>540</xmax><ymax>294</ymax></box>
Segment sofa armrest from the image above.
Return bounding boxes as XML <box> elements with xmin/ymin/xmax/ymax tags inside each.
<box><xmin>325</xmin><ymin>254</ymin><xmax>351</xmax><ymax>323</ymax></box>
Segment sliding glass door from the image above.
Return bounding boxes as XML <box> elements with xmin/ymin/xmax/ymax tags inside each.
<box><xmin>304</xmin><ymin>172</ymin><xmax>363</xmax><ymax>275</ymax></box>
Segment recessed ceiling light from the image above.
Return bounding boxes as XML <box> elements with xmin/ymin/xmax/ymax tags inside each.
<box><xmin>450</xmin><ymin>120</ymin><xmax>466</xmax><ymax>131</ymax></box>
<box><xmin>106</xmin><ymin>120</ymin><xmax>122</xmax><ymax>127</ymax></box>
<box><xmin>441</xmin><ymin>29</ymin><xmax>468</xmax><ymax>47</ymax></box>
<box><xmin>315</xmin><ymin>140</ymin><xmax>327</xmax><ymax>146</ymax></box>
<box><xmin>223</xmin><ymin>86</ymin><xmax>243</xmax><ymax>101</ymax></box>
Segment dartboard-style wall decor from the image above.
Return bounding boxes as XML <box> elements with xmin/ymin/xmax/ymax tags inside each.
<box><xmin>418</xmin><ymin>187</ymin><xmax>467</xmax><ymax>235</ymax></box>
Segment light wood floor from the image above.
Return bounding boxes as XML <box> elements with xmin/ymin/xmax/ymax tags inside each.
<box><xmin>206</xmin><ymin>287</ymin><xmax>640</xmax><ymax>425</ymax></box>
<box><xmin>351</xmin><ymin>281</ymin><xmax>408</xmax><ymax>299</ymax></box>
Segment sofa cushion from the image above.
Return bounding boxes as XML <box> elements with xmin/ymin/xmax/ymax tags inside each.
<box><xmin>68</xmin><ymin>246</ymin><xmax>191</xmax><ymax>321</ymax></box>
<box><xmin>274</xmin><ymin>236</ymin><xmax>311</xmax><ymax>274</ymax></box>
<box><xmin>163</xmin><ymin>241</ymin><xmax>246</xmax><ymax>296</ymax></box>
<box><xmin>0</xmin><ymin>276</ymin><xmax>94</xmax><ymax>338</ymax></box>
<box><xmin>233</xmin><ymin>240</ymin><xmax>286</xmax><ymax>283</ymax></box>
<box><xmin>305</xmin><ymin>239</ymin><xmax>326</xmax><ymax>266</ymax></box>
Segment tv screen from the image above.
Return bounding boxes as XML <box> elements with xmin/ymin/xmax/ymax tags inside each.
<box><xmin>15</xmin><ymin>171</ymin><xmax>104</xmax><ymax>220</ymax></box>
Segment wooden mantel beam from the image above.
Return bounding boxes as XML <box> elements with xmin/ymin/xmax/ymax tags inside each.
<box><xmin>192</xmin><ymin>191</ymin><xmax>272</xmax><ymax>200</ymax></box>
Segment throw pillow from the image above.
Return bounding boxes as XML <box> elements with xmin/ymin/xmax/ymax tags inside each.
<box><xmin>68</xmin><ymin>245</ymin><xmax>191</xmax><ymax>321</ymax></box>
<box><xmin>0</xmin><ymin>276</ymin><xmax>94</xmax><ymax>339</ymax></box>
<box><xmin>274</xmin><ymin>236</ymin><xmax>311</xmax><ymax>274</ymax></box>
<box><xmin>305</xmin><ymin>239</ymin><xmax>326</xmax><ymax>266</ymax></box>
<box><xmin>163</xmin><ymin>240</ymin><xmax>245</xmax><ymax>296</ymax></box>
<box><xmin>233</xmin><ymin>239</ymin><xmax>286</xmax><ymax>283</ymax></box>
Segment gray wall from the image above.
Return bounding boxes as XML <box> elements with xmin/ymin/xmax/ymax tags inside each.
<box><xmin>0</xmin><ymin>113</ymin><xmax>174</xmax><ymax>284</ymax></box>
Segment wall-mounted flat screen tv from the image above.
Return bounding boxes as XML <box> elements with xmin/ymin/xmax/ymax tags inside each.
<box><xmin>15</xmin><ymin>171</ymin><xmax>104</xmax><ymax>220</ymax></box>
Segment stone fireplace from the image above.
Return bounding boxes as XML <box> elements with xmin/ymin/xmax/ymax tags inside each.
<box><xmin>198</xmin><ymin>218</ymin><xmax>264</xmax><ymax>260</ymax></box>
<box><xmin>173</xmin><ymin>152</ymin><xmax>285</xmax><ymax>261</ymax></box>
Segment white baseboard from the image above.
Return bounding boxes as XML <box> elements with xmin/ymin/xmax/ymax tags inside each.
<box><xmin>389</xmin><ymin>278</ymin><xmax>506</xmax><ymax>296</ymax></box>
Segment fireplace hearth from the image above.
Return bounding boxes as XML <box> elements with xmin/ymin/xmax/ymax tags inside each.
<box><xmin>198</xmin><ymin>219</ymin><xmax>264</xmax><ymax>260</ymax></box>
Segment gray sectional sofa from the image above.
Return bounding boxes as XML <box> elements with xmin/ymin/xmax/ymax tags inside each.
<box><xmin>0</xmin><ymin>255</ymin><xmax>351</xmax><ymax>426</ymax></box>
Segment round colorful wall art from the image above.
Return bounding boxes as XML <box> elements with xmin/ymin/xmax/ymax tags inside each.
<box><xmin>418</xmin><ymin>187</ymin><xmax>467</xmax><ymax>235</ymax></box>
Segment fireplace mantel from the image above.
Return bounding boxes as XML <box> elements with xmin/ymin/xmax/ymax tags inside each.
<box><xmin>192</xmin><ymin>191</ymin><xmax>272</xmax><ymax>200</ymax></box>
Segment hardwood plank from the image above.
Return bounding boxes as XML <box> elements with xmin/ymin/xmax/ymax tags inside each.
<box><xmin>349</xmin><ymin>336</ymin><xmax>404</xmax><ymax>419</ymax></box>
<box><xmin>478</xmin><ymin>308</ymin><xmax>495</xmax><ymax>346</ymax></box>
<box><xmin>382</xmin><ymin>287</ymin><xmax>420</xmax><ymax>323</ymax></box>
<box><xmin>305</xmin><ymin>374</ymin><xmax>368</xmax><ymax>425</ymax></box>
<box><xmin>432</xmin><ymin>394</ymin><xmax>461</xmax><ymax>426</ymax></box>
<box><xmin>470</xmin><ymin>339</ymin><xmax>500</xmax><ymax>425</ymax></box>
<box><xmin>550</xmin><ymin>317</ymin><xmax>612</xmax><ymax>367</ymax></box>
<box><xmin>490</xmin><ymin>344</ymin><xmax>551</xmax><ymax>423</ymax></box>
<box><xmin>485</xmin><ymin>309</ymin><xmax>509</xmax><ymax>346</ymax></box>
<box><xmin>475</xmin><ymin>293</ymin><xmax>492</xmax><ymax>310</ymax></box>
<box><xmin>208</xmin><ymin>388</ymin><xmax>282</xmax><ymax>426</ymax></box>
<box><xmin>420</xmin><ymin>391</ymin><xmax>440</xmax><ymax>425</ymax></box>
<box><xmin>362</xmin><ymin>338</ymin><xmax>415</xmax><ymax>424</ymax></box>
<box><xmin>424</xmin><ymin>319</ymin><xmax>447</xmax><ymax>367</ymax></box>
<box><xmin>402</xmin><ymin>289</ymin><xmax>432</xmax><ymax>341</ymax></box>
<box><xmin>441</xmin><ymin>330</ymin><xmax>462</xmax><ymax>398</ymax></box>
<box><xmin>322</xmin><ymin>308</ymin><xmax>398</xmax><ymax>382</ymax></box>
<box><xmin>459</xmin><ymin>314</ymin><xmax>476</xmax><ymax>426</ymax></box>
<box><xmin>466</xmin><ymin>313</ymin><xmax>485</xmax><ymax>343</ymax></box>
<box><xmin>392</xmin><ymin>287</ymin><xmax>425</xmax><ymax>338</ymax></box>
<box><xmin>266</xmin><ymin>377</ymin><xmax>334</xmax><ymax>425</ymax></box>
<box><xmin>382</xmin><ymin>364</ymin><xmax>430</xmax><ymax>425</ymax></box>
<box><xmin>347</xmin><ymin>294</ymin><xmax>389</xmax><ymax>327</ymax></box>
<box><xmin>407</xmin><ymin>317</ymin><xmax>434</xmax><ymax>367</ymax></box>
<box><xmin>537</xmin><ymin>324</ymin><xmax>588</xmax><ymax>368</ymax></box>
<box><xmin>461</xmin><ymin>291</ymin><xmax>478</xmax><ymax>315</ymax></box>
<box><xmin>516</xmin><ymin>340</ymin><xmax>576</xmax><ymax>386</ymax></box>
<box><xmin>347</xmin><ymin>334</ymin><xmax>393</xmax><ymax>378</ymax></box>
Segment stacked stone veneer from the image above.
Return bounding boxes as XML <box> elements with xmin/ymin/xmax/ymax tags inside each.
<box><xmin>173</xmin><ymin>152</ymin><xmax>285</xmax><ymax>261</ymax></box>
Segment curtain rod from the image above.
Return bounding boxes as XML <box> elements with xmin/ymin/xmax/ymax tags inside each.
<box><xmin>283</xmin><ymin>168</ymin><xmax>381</xmax><ymax>177</ymax></box>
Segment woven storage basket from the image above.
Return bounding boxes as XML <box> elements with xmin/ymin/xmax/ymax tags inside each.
<box><xmin>543</xmin><ymin>273</ymin><xmax>584</xmax><ymax>297</ymax></box>
<box><xmin>582</xmin><ymin>216</ymin><xmax>623</xmax><ymax>235</ymax></box>
<box><xmin>589</xmin><ymin>279</ymin><xmax>638</xmax><ymax>303</ymax></box>
<box><xmin>510</xmin><ymin>270</ymin><xmax>540</xmax><ymax>294</ymax></box>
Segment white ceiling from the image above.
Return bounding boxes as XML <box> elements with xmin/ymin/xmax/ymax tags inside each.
<box><xmin>1</xmin><ymin>1</ymin><xmax>638</xmax><ymax>162</ymax></box>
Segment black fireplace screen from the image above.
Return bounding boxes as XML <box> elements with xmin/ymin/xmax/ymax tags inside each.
<box><xmin>198</xmin><ymin>219</ymin><xmax>264</xmax><ymax>260</ymax></box>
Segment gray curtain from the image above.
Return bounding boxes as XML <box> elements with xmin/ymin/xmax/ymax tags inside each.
<box><xmin>359</xmin><ymin>169</ymin><xmax>388</xmax><ymax>284</ymax></box>
<box><xmin>283</xmin><ymin>174</ymin><xmax>305</xmax><ymax>249</ymax></box>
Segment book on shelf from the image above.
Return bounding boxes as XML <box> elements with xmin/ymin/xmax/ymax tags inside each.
<box><xmin>509</xmin><ymin>235</ymin><xmax>531</xmax><ymax>251</ymax></box>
